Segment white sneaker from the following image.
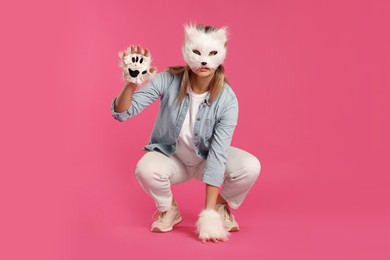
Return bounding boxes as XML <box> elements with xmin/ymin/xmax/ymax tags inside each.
<box><xmin>216</xmin><ymin>204</ymin><xmax>239</xmax><ymax>232</ymax></box>
<box><xmin>151</xmin><ymin>204</ymin><xmax>182</xmax><ymax>232</ymax></box>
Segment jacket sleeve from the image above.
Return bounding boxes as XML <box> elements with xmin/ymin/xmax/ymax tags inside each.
<box><xmin>202</xmin><ymin>95</ymin><xmax>239</xmax><ymax>187</ymax></box>
<box><xmin>111</xmin><ymin>72</ymin><xmax>173</xmax><ymax>122</ymax></box>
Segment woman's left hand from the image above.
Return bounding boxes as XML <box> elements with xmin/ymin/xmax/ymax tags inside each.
<box><xmin>195</xmin><ymin>208</ymin><xmax>230</xmax><ymax>243</ymax></box>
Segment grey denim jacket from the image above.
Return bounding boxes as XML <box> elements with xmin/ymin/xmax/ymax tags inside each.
<box><xmin>110</xmin><ymin>71</ymin><xmax>239</xmax><ymax>187</ymax></box>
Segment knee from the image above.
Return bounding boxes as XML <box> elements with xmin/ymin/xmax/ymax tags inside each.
<box><xmin>135</xmin><ymin>158</ymin><xmax>159</xmax><ymax>184</ymax></box>
<box><xmin>243</xmin><ymin>155</ymin><xmax>261</xmax><ymax>182</ymax></box>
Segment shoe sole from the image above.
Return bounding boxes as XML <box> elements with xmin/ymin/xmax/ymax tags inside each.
<box><xmin>151</xmin><ymin>215</ymin><xmax>183</xmax><ymax>233</ymax></box>
<box><xmin>228</xmin><ymin>226</ymin><xmax>239</xmax><ymax>232</ymax></box>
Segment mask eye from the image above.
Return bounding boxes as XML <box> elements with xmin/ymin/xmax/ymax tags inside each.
<box><xmin>209</xmin><ymin>51</ymin><xmax>218</xmax><ymax>56</ymax></box>
<box><xmin>192</xmin><ymin>49</ymin><xmax>201</xmax><ymax>55</ymax></box>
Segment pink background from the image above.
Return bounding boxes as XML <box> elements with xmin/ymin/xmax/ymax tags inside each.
<box><xmin>1</xmin><ymin>0</ymin><xmax>389</xmax><ymax>259</ymax></box>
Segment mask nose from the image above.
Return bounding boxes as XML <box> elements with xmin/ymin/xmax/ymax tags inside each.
<box><xmin>201</xmin><ymin>62</ymin><xmax>207</xmax><ymax>66</ymax></box>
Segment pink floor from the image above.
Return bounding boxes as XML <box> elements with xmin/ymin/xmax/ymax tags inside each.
<box><xmin>2</xmin><ymin>0</ymin><xmax>389</xmax><ymax>259</ymax></box>
<box><xmin>5</xmin><ymin>144</ymin><xmax>388</xmax><ymax>259</ymax></box>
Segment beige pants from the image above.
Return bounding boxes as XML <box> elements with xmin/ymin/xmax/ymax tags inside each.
<box><xmin>135</xmin><ymin>146</ymin><xmax>261</xmax><ymax>212</ymax></box>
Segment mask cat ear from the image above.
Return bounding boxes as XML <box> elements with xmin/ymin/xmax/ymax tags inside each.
<box><xmin>184</xmin><ymin>23</ymin><xmax>198</xmax><ymax>41</ymax></box>
<box><xmin>214</xmin><ymin>26</ymin><xmax>229</xmax><ymax>46</ymax></box>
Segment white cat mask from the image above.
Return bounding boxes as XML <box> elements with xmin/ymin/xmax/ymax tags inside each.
<box><xmin>182</xmin><ymin>24</ymin><xmax>228</xmax><ymax>70</ymax></box>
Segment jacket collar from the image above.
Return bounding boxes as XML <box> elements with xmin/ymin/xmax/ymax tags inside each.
<box><xmin>186</xmin><ymin>84</ymin><xmax>211</xmax><ymax>106</ymax></box>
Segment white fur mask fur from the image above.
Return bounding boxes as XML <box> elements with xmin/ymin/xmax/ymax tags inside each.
<box><xmin>182</xmin><ymin>24</ymin><xmax>228</xmax><ymax>70</ymax></box>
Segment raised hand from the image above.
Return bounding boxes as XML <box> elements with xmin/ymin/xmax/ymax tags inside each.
<box><xmin>119</xmin><ymin>45</ymin><xmax>157</xmax><ymax>85</ymax></box>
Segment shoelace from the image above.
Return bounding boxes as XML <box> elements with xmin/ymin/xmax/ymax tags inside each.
<box><xmin>219</xmin><ymin>205</ymin><xmax>234</xmax><ymax>222</ymax></box>
<box><xmin>151</xmin><ymin>209</ymin><xmax>167</xmax><ymax>222</ymax></box>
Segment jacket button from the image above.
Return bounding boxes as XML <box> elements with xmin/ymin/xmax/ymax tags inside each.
<box><xmin>197</xmin><ymin>118</ymin><xmax>200</xmax><ymax>121</ymax></box>
<box><xmin>194</xmin><ymin>133</ymin><xmax>198</xmax><ymax>136</ymax></box>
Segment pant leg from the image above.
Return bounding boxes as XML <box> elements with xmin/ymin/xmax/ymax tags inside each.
<box><xmin>219</xmin><ymin>147</ymin><xmax>261</xmax><ymax>209</ymax></box>
<box><xmin>135</xmin><ymin>151</ymin><xmax>191</xmax><ymax>212</ymax></box>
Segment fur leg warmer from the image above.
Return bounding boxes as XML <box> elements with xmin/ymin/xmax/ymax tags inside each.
<box><xmin>195</xmin><ymin>208</ymin><xmax>230</xmax><ymax>241</ymax></box>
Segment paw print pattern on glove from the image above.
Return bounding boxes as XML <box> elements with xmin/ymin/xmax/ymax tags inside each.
<box><xmin>119</xmin><ymin>45</ymin><xmax>157</xmax><ymax>85</ymax></box>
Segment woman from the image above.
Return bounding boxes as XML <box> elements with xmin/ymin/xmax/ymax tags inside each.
<box><xmin>111</xmin><ymin>24</ymin><xmax>261</xmax><ymax>243</ymax></box>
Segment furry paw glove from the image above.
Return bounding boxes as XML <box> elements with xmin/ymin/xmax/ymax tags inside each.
<box><xmin>195</xmin><ymin>208</ymin><xmax>229</xmax><ymax>242</ymax></box>
<box><xmin>119</xmin><ymin>47</ymin><xmax>156</xmax><ymax>85</ymax></box>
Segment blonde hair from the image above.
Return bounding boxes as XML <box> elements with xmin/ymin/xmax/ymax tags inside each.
<box><xmin>165</xmin><ymin>24</ymin><xmax>229</xmax><ymax>105</ymax></box>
